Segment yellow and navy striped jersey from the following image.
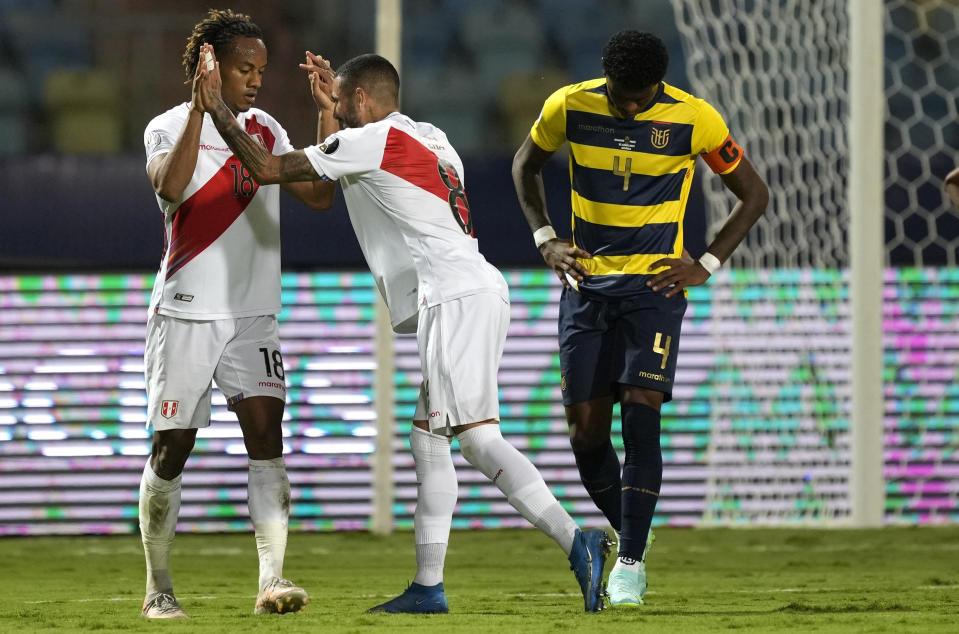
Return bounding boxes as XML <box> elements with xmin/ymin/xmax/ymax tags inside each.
<box><xmin>530</xmin><ymin>78</ymin><xmax>743</xmax><ymax>299</ymax></box>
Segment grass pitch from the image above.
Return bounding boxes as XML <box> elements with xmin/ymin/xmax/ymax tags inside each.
<box><xmin>1</xmin><ymin>526</ymin><xmax>957</xmax><ymax>633</ymax></box>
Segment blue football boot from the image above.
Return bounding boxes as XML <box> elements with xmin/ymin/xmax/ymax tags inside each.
<box><xmin>568</xmin><ymin>528</ymin><xmax>613</xmax><ymax>612</ymax></box>
<box><xmin>367</xmin><ymin>581</ymin><xmax>449</xmax><ymax>614</ymax></box>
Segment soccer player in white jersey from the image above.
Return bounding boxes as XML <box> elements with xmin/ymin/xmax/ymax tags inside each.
<box><xmin>138</xmin><ymin>10</ymin><xmax>334</xmax><ymax>619</ymax></box>
<box><xmin>193</xmin><ymin>48</ymin><xmax>612</xmax><ymax>613</ymax></box>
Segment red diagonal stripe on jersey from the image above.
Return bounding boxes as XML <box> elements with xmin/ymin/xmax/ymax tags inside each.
<box><xmin>165</xmin><ymin>115</ymin><xmax>275</xmax><ymax>279</ymax></box>
<box><xmin>379</xmin><ymin>127</ymin><xmax>472</xmax><ymax>232</ymax></box>
<box><xmin>166</xmin><ymin>158</ymin><xmax>258</xmax><ymax>279</ymax></box>
<box><xmin>379</xmin><ymin>127</ymin><xmax>449</xmax><ymax>200</ymax></box>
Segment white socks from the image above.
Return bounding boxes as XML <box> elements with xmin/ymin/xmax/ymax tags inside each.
<box><xmin>457</xmin><ymin>424</ymin><xmax>578</xmax><ymax>555</ymax></box>
<box><xmin>410</xmin><ymin>426</ymin><xmax>457</xmax><ymax>587</ymax></box>
<box><xmin>248</xmin><ymin>457</ymin><xmax>291</xmax><ymax>590</ymax></box>
<box><xmin>139</xmin><ymin>462</ymin><xmax>181</xmax><ymax>597</ymax></box>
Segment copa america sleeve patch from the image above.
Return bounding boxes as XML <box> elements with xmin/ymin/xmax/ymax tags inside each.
<box><xmin>146</xmin><ymin>130</ymin><xmax>171</xmax><ymax>155</ymax></box>
<box><xmin>319</xmin><ymin>138</ymin><xmax>340</xmax><ymax>154</ymax></box>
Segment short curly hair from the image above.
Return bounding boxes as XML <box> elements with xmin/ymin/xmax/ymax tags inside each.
<box><xmin>181</xmin><ymin>9</ymin><xmax>264</xmax><ymax>81</ymax></box>
<box><xmin>601</xmin><ymin>30</ymin><xmax>668</xmax><ymax>91</ymax></box>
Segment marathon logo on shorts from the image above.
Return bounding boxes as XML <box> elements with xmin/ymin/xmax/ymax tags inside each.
<box><xmin>638</xmin><ymin>371</ymin><xmax>670</xmax><ymax>383</ymax></box>
<box><xmin>160</xmin><ymin>400</ymin><xmax>179</xmax><ymax>418</ymax></box>
<box><xmin>560</xmin><ymin>371</ymin><xmax>567</xmax><ymax>392</ymax></box>
<box><xmin>429</xmin><ymin>411</ymin><xmax>441</xmax><ymax>418</ymax></box>
<box><xmin>258</xmin><ymin>381</ymin><xmax>286</xmax><ymax>391</ymax></box>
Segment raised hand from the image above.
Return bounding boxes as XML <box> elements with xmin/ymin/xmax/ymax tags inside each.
<box><xmin>539</xmin><ymin>239</ymin><xmax>592</xmax><ymax>290</ymax></box>
<box><xmin>298</xmin><ymin>51</ymin><xmax>335</xmax><ymax>111</ymax></box>
<box><xmin>194</xmin><ymin>43</ymin><xmax>222</xmax><ymax>113</ymax></box>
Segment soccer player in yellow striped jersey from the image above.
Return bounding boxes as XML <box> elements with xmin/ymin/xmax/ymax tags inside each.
<box><xmin>512</xmin><ymin>30</ymin><xmax>768</xmax><ymax>608</ymax></box>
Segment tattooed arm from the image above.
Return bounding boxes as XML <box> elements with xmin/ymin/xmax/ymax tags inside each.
<box><xmin>210</xmin><ymin>100</ymin><xmax>320</xmax><ymax>184</ymax></box>
<box><xmin>197</xmin><ymin>43</ymin><xmax>322</xmax><ymax>185</ymax></box>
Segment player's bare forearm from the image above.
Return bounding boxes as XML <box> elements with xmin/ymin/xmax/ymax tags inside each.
<box><xmin>706</xmin><ymin>156</ymin><xmax>770</xmax><ymax>261</ymax></box>
<box><xmin>512</xmin><ymin>135</ymin><xmax>591</xmax><ymax>288</ymax></box>
<box><xmin>511</xmin><ymin>135</ymin><xmax>555</xmax><ymax>231</ymax></box>
<box><xmin>282</xmin><ymin>178</ymin><xmax>335</xmax><ymax>210</ymax></box>
<box><xmin>647</xmin><ymin>158</ymin><xmax>767</xmax><ymax>297</ymax></box>
<box><xmin>149</xmin><ymin>110</ymin><xmax>203</xmax><ymax>202</ymax></box>
<box><xmin>209</xmin><ymin>100</ymin><xmax>317</xmax><ymax>184</ymax></box>
<box><xmin>277</xmin><ymin>99</ymin><xmax>337</xmax><ymax>207</ymax></box>
<box><xmin>279</xmin><ymin>66</ymin><xmax>339</xmax><ymax>209</ymax></box>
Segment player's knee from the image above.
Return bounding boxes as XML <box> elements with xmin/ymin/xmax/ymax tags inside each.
<box><xmin>619</xmin><ymin>385</ymin><xmax>664</xmax><ymax>409</ymax></box>
<box><xmin>455</xmin><ymin>423</ymin><xmax>502</xmax><ymax>473</ymax></box>
<box><xmin>243</xmin><ymin>425</ymin><xmax>283</xmax><ymax>459</ymax></box>
<box><xmin>568</xmin><ymin>422</ymin><xmax>609</xmax><ymax>453</ymax></box>
<box><xmin>151</xmin><ymin>430</ymin><xmax>196</xmax><ymax>478</ymax></box>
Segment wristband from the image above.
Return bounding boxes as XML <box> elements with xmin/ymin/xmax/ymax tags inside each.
<box><xmin>533</xmin><ymin>225</ymin><xmax>557</xmax><ymax>248</ymax></box>
<box><xmin>698</xmin><ymin>252</ymin><xmax>721</xmax><ymax>274</ymax></box>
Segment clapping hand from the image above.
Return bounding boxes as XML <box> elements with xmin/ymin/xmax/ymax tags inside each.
<box><xmin>193</xmin><ymin>42</ymin><xmax>222</xmax><ymax>113</ymax></box>
<box><xmin>299</xmin><ymin>51</ymin><xmax>335</xmax><ymax>112</ymax></box>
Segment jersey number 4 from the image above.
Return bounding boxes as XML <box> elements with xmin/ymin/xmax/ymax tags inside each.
<box><xmin>437</xmin><ymin>159</ymin><xmax>473</xmax><ymax>235</ymax></box>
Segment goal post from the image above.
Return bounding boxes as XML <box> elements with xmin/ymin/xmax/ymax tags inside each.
<box><xmin>848</xmin><ymin>0</ymin><xmax>885</xmax><ymax>528</ymax></box>
<box><xmin>668</xmin><ymin>0</ymin><xmax>885</xmax><ymax>525</ymax></box>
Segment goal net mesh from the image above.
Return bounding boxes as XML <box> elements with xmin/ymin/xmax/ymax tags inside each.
<box><xmin>667</xmin><ymin>0</ymin><xmax>959</xmax><ymax>525</ymax></box>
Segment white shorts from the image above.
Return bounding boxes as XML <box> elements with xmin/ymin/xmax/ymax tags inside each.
<box><xmin>413</xmin><ymin>292</ymin><xmax>509</xmax><ymax>434</ymax></box>
<box><xmin>144</xmin><ymin>313</ymin><xmax>286</xmax><ymax>431</ymax></box>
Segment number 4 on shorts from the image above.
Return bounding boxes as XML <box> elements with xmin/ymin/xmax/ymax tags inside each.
<box><xmin>653</xmin><ymin>332</ymin><xmax>671</xmax><ymax>370</ymax></box>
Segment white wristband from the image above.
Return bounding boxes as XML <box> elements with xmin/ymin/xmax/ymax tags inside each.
<box><xmin>698</xmin><ymin>252</ymin><xmax>721</xmax><ymax>274</ymax></box>
<box><xmin>533</xmin><ymin>225</ymin><xmax>557</xmax><ymax>248</ymax></box>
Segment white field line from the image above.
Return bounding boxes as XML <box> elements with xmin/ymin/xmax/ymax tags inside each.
<box><xmin>26</xmin><ymin>584</ymin><xmax>959</xmax><ymax>605</ymax></box>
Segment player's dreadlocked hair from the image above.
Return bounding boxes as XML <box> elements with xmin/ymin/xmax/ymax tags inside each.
<box><xmin>336</xmin><ymin>54</ymin><xmax>400</xmax><ymax>105</ymax></box>
<box><xmin>181</xmin><ymin>9</ymin><xmax>264</xmax><ymax>82</ymax></box>
<box><xmin>601</xmin><ymin>30</ymin><xmax>668</xmax><ymax>91</ymax></box>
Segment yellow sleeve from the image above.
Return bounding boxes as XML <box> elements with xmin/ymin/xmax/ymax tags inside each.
<box><xmin>529</xmin><ymin>86</ymin><xmax>569</xmax><ymax>152</ymax></box>
<box><xmin>693</xmin><ymin>99</ymin><xmax>743</xmax><ymax>174</ymax></box>
<box><xmin>692</xmin><ymin>99</ymin><xmax>731</xmax><ymax>155</ymax></box>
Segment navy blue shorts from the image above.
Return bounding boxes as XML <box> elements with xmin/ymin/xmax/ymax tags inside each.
<box><xmin>558</xmin><ymin>288</ymin><xmax>687</xmax><ymax>405</ymax></box>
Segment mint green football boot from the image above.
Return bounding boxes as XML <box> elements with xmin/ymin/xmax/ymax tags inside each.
<box><xmin>606</xmin><ymin>529</ymin><xmax>654</xmax><ymax>607</ymax></box>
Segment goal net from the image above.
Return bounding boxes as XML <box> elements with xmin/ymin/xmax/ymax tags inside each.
<box><xmin>668</xmin><ymin>0</ymin><xmax>959</xmax><ymax>525</ymax></box>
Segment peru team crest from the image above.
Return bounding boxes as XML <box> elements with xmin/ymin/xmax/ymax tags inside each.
<box><xmin>160</xmin><ymin>400</ymin><xmax>179</xmax><ymax>419</ymax></box>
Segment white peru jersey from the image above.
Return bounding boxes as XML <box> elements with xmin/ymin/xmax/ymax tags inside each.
<box><xmin>303</xmin><ymin>112</ymin><xmax>508</xmax><ymax>333</ymax></box>
<box><xmin>143</xmin><ymin>104</ymin><xmax>294</xmax><ymax>319</ymax></box>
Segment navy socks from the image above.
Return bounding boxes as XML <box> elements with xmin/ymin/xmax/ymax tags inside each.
<box><xmin>619</xmin><ymin>402</ymin><xmax>662</xmax><ymax>561</ymax></box>
<box><xmin>573</xmin><ymin>440</ymin><xmax>622</xmax><ymax>532</ymax></box>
